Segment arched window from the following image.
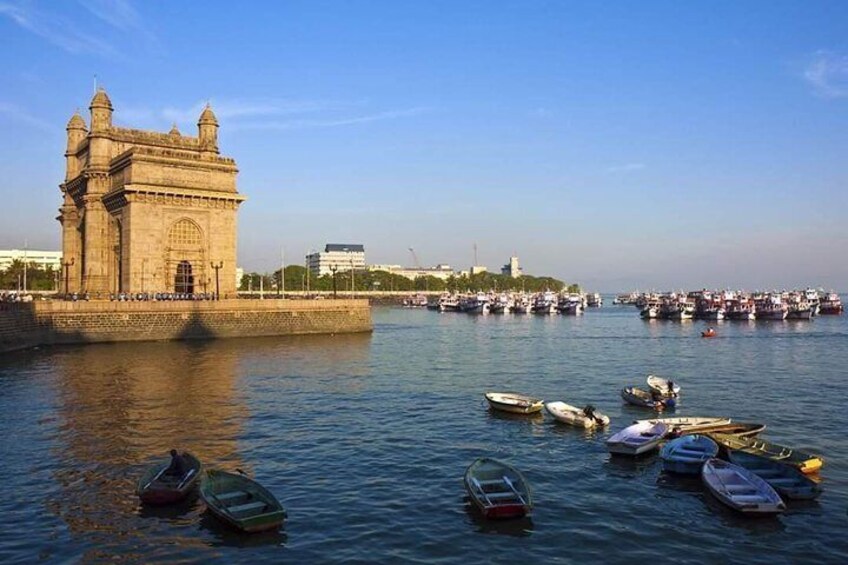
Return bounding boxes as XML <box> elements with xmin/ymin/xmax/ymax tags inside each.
<box><xmin>168</xmin><ymin>219</ymin><xmax>203</xmax><ymax>249</ymax></box>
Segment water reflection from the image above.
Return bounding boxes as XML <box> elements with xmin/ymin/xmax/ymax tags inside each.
<box><xmin>701</xmin><ymin>493</ymin><xmax>787</xmax><ymax>534</ymax></box>
<box><xmin>604</xmin><ymin>453</ymin><xmax>659</xmax><ymax>479</ymax></box>
<box><xmin>198</xmin><ymin>513</ymin><xmax>288</xmax><ymax>548</ymax></box>
<box><xmin>463</xmin><ymin>501</ymin><xmax>534</xmax><ymax>537</ymax></box>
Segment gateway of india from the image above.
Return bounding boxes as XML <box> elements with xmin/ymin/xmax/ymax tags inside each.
<box><xmin>58</xmin><ymin>88</ymin><xmax>245</xmax><ymax>297</ymax></box>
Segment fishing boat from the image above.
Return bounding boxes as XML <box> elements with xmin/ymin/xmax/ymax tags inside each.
<box><xmin>819</xmin><ymin>292</ymin><xmax>843</xmax><ymax>315</ymax></box>
<box><xmin>728</xmin><ymin>451</ymin><xmax>822</xmax><ymax>500</ymax></box>
<box><xmin>606</xmin><ymin>421</ymin><xmax>669</xmax><ymax>456</ymax></box>
<box><xmin>621</xmin><ymin>387</ymin><xmax>673</xmax><ymax>410</ymax></box>
<box><xmin>484</xmin><ymin>392</ymin><xmax>544</xmax><ymax>415</ymax></box>
<box><xmin>137</xmin><ymin>451</ymin><xmax>202</xmax><ymax>505</ymax></box>
<box><xmin>702</xmin><ymin>458</ymin><xmax>786</xmax><ymax>515</ymax></box>
<box><xmin>545</xmin><ymin>401</ymin><xmax>610</xmax><ymax>428</ymax></box>
<box><xmin>464</xmin><ymin>458</ymin><xmax>532</xmax><ymax>519</ymax></box>
<box><xmin>200</xmin><ymin>470</ymin><xmax>287</xmax><ymax>533</ymax></box>
<box><xmin>646</xmin><ymin>375</ymin><xmax>680</xmax><ymax>397</ymax></box>
<box><xmin>660</xmin><ymin>435</ymin><xmax>718</xmax><ymax>475</ymax></box>
<box><xmin>708</xmin><ymin>433</ymin><xmax>824</xmax><ymax>474</ymax></box>
<box><xmin>636</xmin><ymin>417</ymin><xmax>732</xmax><ymax>436</ymax></box>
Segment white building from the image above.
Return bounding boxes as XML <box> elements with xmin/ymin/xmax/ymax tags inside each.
<box><xmin>367</xmin><ymin>263</ymin><xmax>456</xmax><ymax>281</ymax></box>
<box><xmin>235</xmin><ymin>267</ymin><xmax>244</xmax><ymax>288</ymax></box>
<box><xmin>501</xmin><ymin>256</ymin><xmax>522</xmax><ymax>278</ymax></box>
<box><xmin>0</xmin><ymin>249</ymin><xmax>62</xmax><ymax>271</ymax></box>
<box><xmin>307</xmin><ymin>244</ymin><xmax>366</xmax><ymax>276</ymax></box>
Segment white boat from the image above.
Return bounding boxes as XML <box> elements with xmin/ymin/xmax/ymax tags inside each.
<box><xmin>640</xmin><ymin>306</ymin><xmax>659</xmax><ymax>319</ymax></box>
<box><xmin>513</xmin><ymin>295</ymin><xmax>534</xmax><ymax>314</ymax></box>
<box><xmin>484</xmin><ymin>392</ymin><xmax>544</xmax><ymax>415</ymax></box>
<box><xmin>545</xmin><ymin>402</ymin><xmax>610</xmax><ymax>428</ymax></box>
<box><xmin>660</xmin><ymin>435</ymin><xmax>719</xmax><ymax>475</ymax></box>
<box><xmin>532</xmin><ymin>291</ymin><xmax>558</xmax><ymax>314</ymax></box>
<box><xmin>606</xmin><ymin>421</ymin><xmax>669</xmax><ymax>456</ymax></box>
<box><xmin>701</xmin><ymin>458</ymin><xmax>786</xmax><ymax>515</ymax></box>
<box><xmin>646</xmin><ymin>375</ymin><xmax>680</xmax><ymax>397</ymax></box>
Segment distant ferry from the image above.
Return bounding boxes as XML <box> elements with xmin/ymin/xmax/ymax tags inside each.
<box><xmin>819</xmin><ymin>292</ymin><xmax>843</xmax><ymax>315</ymax></box>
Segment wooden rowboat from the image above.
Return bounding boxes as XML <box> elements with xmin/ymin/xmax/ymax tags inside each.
<box><xmin>635</xmin><ymin>417</ymin><xmax>731</xmax><ymax>435</ymax></box>
<box><xmin>695</xmin><ymin>422</ymin><xmax>766</xmax><ymax>438</ymax></box>
<box><xmin>702</xmin><ymin>458</ymin><xmax>785</xmax><ymax>515</ymax></box>
<box><xmin>464</xmin><ymin>458</ymin><xmax>532</xmax><ymax>519</ymax></box>
<box><xmin>200</xmin><ymin>470</ymin><xmax>286</xmax><ymax>533</ymax></box>
<box><xmin>646</xmin><ymin>375</ymin><xmax>681</xmax><ymax>397</ymax></box>
<box><xmin>137</xmin><ymin>451</ymin><xmax>202</xmax><ymax>505</ymax></box>
<box><xmin>484</xmin><ymin>392</ymin><xmax>544</xmax><ymax>415</ymax></box>
<box><xmin>545</xmin><ymin>401</ymin><xmax>610</xmax><ymax>428</ymax></box>
<box><xmin>709</xmin><ymin>433</ymin><xmax>824</xmax><ymax>474</ymax></box>
<box><xmin>728</xmin><ymin>451</ymin><xmax>822</xmax><ymax>500</ymax></box>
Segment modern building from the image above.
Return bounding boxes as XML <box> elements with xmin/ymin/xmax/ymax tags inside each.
<box><xmin>501</xmin><ymin>256</ymin><xmax>522</xmax><ymax>278</ymax></box>
<box><xmin>469</xmin><ymin>265</ymin><xmax>488</xmax><ymax>275</ymax></box>
<box><xmin>0</xmin><ymin>250</ymin><xmax>63</xmax><ymax>271</ymax></box>
<box><xmin>306</xmin><ymin>244</ymin><xmax>366</xmax><ymax>276</ymax></box>
<box><xmin>58</xmin><ymin>88</ymin><xmax>245</xmax><ymax>296</ymax></box>
<box><xmin>367</xmin><ymin>263</ymin><xmax>455</xmax><ymax>281</ymax></box>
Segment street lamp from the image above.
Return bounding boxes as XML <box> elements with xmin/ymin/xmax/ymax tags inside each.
<box><xmin>210</xmin><ymin>261</ymin><xmax>223</xmax><ymax>300</ymax></box>
<box><xmin>62</xmin><ymin>257</ymin><xmax>75</xmax><ymax>297</ymax></box>
<box><xmin>330</xmin><ymin>264</ymin><xmax>338</xmax><ymax>299</ymax></box>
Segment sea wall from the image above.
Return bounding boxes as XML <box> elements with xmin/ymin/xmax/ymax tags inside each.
<box><xmin>0</xmin><ymin>299</ymin><xmax>371</xmax><ymax>353</ymax></box>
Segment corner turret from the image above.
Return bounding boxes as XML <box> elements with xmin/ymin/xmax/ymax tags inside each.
<box><xmin>65</xmin><ymin>110</ymin><xmax>88</xmax><ymax>180</ymax></box>
<box><xmin>89</xmin><ymin>87</ymin><xmax>113</xmax><ymax>132</ymax></box>
<box><xmin>197</xmin><ymin>103</ymin><xmax>219</xmax><ymax>157</ymax></box>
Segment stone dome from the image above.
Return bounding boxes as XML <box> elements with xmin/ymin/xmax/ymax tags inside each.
<box><xmin>67</xmin><ymin>111</ymin><xmax>87</xmax><ymax>130</ymax></box>
<box><xmin>90</xmin><ymin>88</ymin><xmax>113</xmax><ymax>110</ymax></box>
<box><xmin>198</xmin><ymin>104</ymin><xmax>218</xmax><ymax>125</ymax></box>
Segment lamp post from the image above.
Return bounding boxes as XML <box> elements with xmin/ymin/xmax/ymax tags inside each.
<box><xmin>330</xmin><ymin>265</ymin><xmax>338</xmax><ymax>299</ymax></box>
<box><xmin>211</xmin><ymin>261</ymin><xmax>223</xmax><ymax>300</ymax></box>
<box><xmin>62</xmin><ymin>257</ymin><xmax>75</xmax><ymax>296</ymax></box>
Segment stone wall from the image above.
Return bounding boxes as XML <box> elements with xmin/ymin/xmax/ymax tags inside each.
<box><xmin>0</xmin><ymin>299</ymin><xmax>371</xmax><ymax>353</ymax></box>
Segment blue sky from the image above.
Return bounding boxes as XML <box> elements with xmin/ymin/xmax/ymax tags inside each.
<box><xmin>1</xmin><ymin>0</ymin><xmax>847</xmax><ymax>291</ymax></box>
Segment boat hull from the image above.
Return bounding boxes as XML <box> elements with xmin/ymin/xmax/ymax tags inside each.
<box><xmin>728</xmin><ymin>452</ymin><xmax>822</xmax><ymax>501</ymax></box>
<box><xmin>660</xmin><ymin>435</ymin><xmax>718</xmax><ymax>475</ymax></box>
<box><xmin>137</xmin><ymin>452</ymin><xmax>202</xmax><ymax>506</ymax></box>
<box><xmin>464</xmin><ymin>458</ymin><xmax>532</xmax><ymax>520</ymax></box>
<box><xmin>485</xmin><ymin>392</ymin><xmax>544</xmax><ymax>415</ymax></box>
<box><xmin>702</xmin><ymin>459</ymin><xmax>785</xmax><ymax>515</ymax></box>
<box><xmin>200</xmin><ymin>470</ymin><xmax>286</xmax><ymax>533</ymax></box>
<box><xmin>607</xmin><ymin>422</ymin><xmax>668</xmax><ymax>456</ymax></box>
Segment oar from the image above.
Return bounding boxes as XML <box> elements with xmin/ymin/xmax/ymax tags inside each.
<box><xmin>176</xmin><ymin>468</ymin><xmax>196</xmax><ymax>490</ymax></box>
<box><xmin>502</xmin><ymin>475</ymin><xmax>527</xmax><ymax>506</ymax></box>
<box><xmin>142</xmin><ymin>466</ymin><xmax>168</xmax><ymax>491</ymax></box>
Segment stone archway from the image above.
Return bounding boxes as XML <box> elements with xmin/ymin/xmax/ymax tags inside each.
<box><xmin>166</xmin><ymin>218</ymin><xmax>206</xmax><ymax>293</ymax></box>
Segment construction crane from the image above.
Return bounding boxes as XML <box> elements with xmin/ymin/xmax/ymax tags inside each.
<box><xmin>408</xmin><ymin>247</ymin><xmax>421</xmax><ymax>269</ymax></box>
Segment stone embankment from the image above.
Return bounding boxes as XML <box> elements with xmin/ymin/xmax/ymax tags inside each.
<box><xmin>0</xmin><ymin>299</ymin><xmax>371</xmax><ymax>353</ymax></box>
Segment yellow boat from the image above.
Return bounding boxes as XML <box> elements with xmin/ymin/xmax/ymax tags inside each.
<box><xmin>708</xmin><ymin>432</ymin><xmax>824</xmax><ymax>474</ymax></box>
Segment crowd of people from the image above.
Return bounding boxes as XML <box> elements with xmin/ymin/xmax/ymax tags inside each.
<box><xmin>0</xmin><ymin>291</ymin><xmax>35</xmax><ymax>303</ymax></box>
<box><xmin>110</xmin><ymin>292</ymin><xmax>217</xmax><ymax>301</ymax></box>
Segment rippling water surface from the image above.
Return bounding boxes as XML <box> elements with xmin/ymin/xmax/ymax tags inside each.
<box><xmin>1</xmin><ymin>304</ymin><xmax>847</xmax><ymax>563</ymax></box>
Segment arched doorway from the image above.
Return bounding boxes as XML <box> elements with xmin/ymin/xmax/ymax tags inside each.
<box><xmin>175</xmin><ymin>261</ymin><xmax>194</xmax><ymax>294</ymax></box>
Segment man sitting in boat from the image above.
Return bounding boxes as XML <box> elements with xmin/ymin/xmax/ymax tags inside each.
<box><xmin>666</xmin><ymin>379</ymin><xmax>678</xmax><ymax>397</ymax></box>
<box><xmin>165</xmin><ymin>449</ymin><xmax>188</xmax><ymax>477</ymax></box>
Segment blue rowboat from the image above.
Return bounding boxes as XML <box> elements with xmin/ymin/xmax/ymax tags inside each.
<box><xmin>660</xmin><ymin>435</ymin><xmax>718</xmax><ymax>475</ymax></box>
<box><xmin>702</xmin><ymin>458</ymin><xmax>786</xmax><ymax>515</ymax></box>
<box><xmin>728</xmin><ymin>451</ymin><xmax>822</xmax><ymax>501</ymax></box>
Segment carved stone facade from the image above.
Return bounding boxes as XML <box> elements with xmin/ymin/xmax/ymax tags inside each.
<box><xmin>58</xmin><ymin>89</ymin><xmax>245</xmax><ymax>296</ymax></box>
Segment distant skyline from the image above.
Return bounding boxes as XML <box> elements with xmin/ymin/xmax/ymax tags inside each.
<box><xmin>1</xmin><ymin>1</ymin><xmax>846</xmax><ymax>292</ymax></box>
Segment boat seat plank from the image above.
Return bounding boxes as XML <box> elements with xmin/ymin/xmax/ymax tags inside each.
<box><xmin>227</xmin><ymin>501</ymin><xmax>267</xmax><ymax>516</ymax></box>
<box><xmin>485</xmin><ymin>492</ymin><xmax>519</xmax><ymax>500</ymax></box>
<box><xmin>476</xmin><ymin>479</ymin><xmax>507</xmax><ymax>487</ymax></box>
<box><xmin>730</xmin><ymin>494</ymin><xmax>769</xmax><ymax>502</ymax></box>
<box><xmin>216</xmin><ymin>490</ymin><xmax>249</xmax><ymax>504</ymax></box>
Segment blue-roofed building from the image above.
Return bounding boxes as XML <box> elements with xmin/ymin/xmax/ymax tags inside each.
<box><xmin>306</xmin><ymin>244</ymin><xmax>366</xmax><ymax>276</ymax></box>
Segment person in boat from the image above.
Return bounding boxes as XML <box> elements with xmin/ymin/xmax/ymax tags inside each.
<box><xmin>582</xmin><ymin>404</ymin><xmax>596</xmax><ymax>419</ymax></box>
<box><xmin>666</xmin><ymin>379</ymin><xmax>677</xmax><ymax>397</ymax></box>
<box><xmin>165</xmin><ymin>449</ymin><xmax>188</xmax><ymax>477</ymax></box>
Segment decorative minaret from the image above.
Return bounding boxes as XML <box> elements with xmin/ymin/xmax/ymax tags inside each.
<box><xmin>82</xmin><ymin>88</ymin><xmax>114</xmax><ymax>294</ymax></box>
<box><xmin>58</xmin><ymin>111</ymin><xmax>87</xmax><ymax>293</ymax></box>
<box><xmin>197</xmin><ymin>104</ymin><xmax>219</xmax><ymax>159</ymax></box>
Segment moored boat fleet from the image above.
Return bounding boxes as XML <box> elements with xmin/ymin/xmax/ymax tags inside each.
<box><xmin>415</xmin><ymin>291</ymin><xmax>604</xmax><ymax>315</ymax></box>
<box><xmin>627</xmin><ymin>288</ymin><xmax>843</xmax><ymax>320</ymax></box>
<box><xmin>481</xmin><ymin>373</ymin><xmax>826</xmax><ymax>519</ymax></box>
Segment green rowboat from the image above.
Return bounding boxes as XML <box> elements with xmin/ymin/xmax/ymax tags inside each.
<box><xmin>200</xmin><ymin>469</ymin><xmax>286</xmax><ymax>533</ymax></box>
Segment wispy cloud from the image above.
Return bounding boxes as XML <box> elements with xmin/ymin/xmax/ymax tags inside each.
<box><xmin>117</xmin><ymin>98</ymin><xmax>428</xmax><ymax>132</ymax></box>
<box><xmin>0</xmin><ymin>102</ymin><xmax>53</xmax><ymax>132</ymax></box>
<box><xmin>606</xmin><ymin>163</ymin><xmax>646</xmax><ymax>173</ymax></box>
<box><xmin>0</xmin><ymin>1</ymin><xmax>116</xmax><ymax>55</ymax></box>
<box><xmin>0</xmin><ymin>0</ymin><xmax>160</xmax><ymax>57</ymax></box>
<box><xmin>233</xmin><ymin>107</ymin><xmax>429</xmax><ymax>131</ymax></box>
<box><xmin>803</xmin><ymin>50</ymin><xmax>848</xmax><ymax>98</ymax></box>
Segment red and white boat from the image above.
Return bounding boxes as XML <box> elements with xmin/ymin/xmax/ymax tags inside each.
<box><xmin>820</xmin><ymin>292</ymin><xmax>843</xmax><ymax>315</ymax></box>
